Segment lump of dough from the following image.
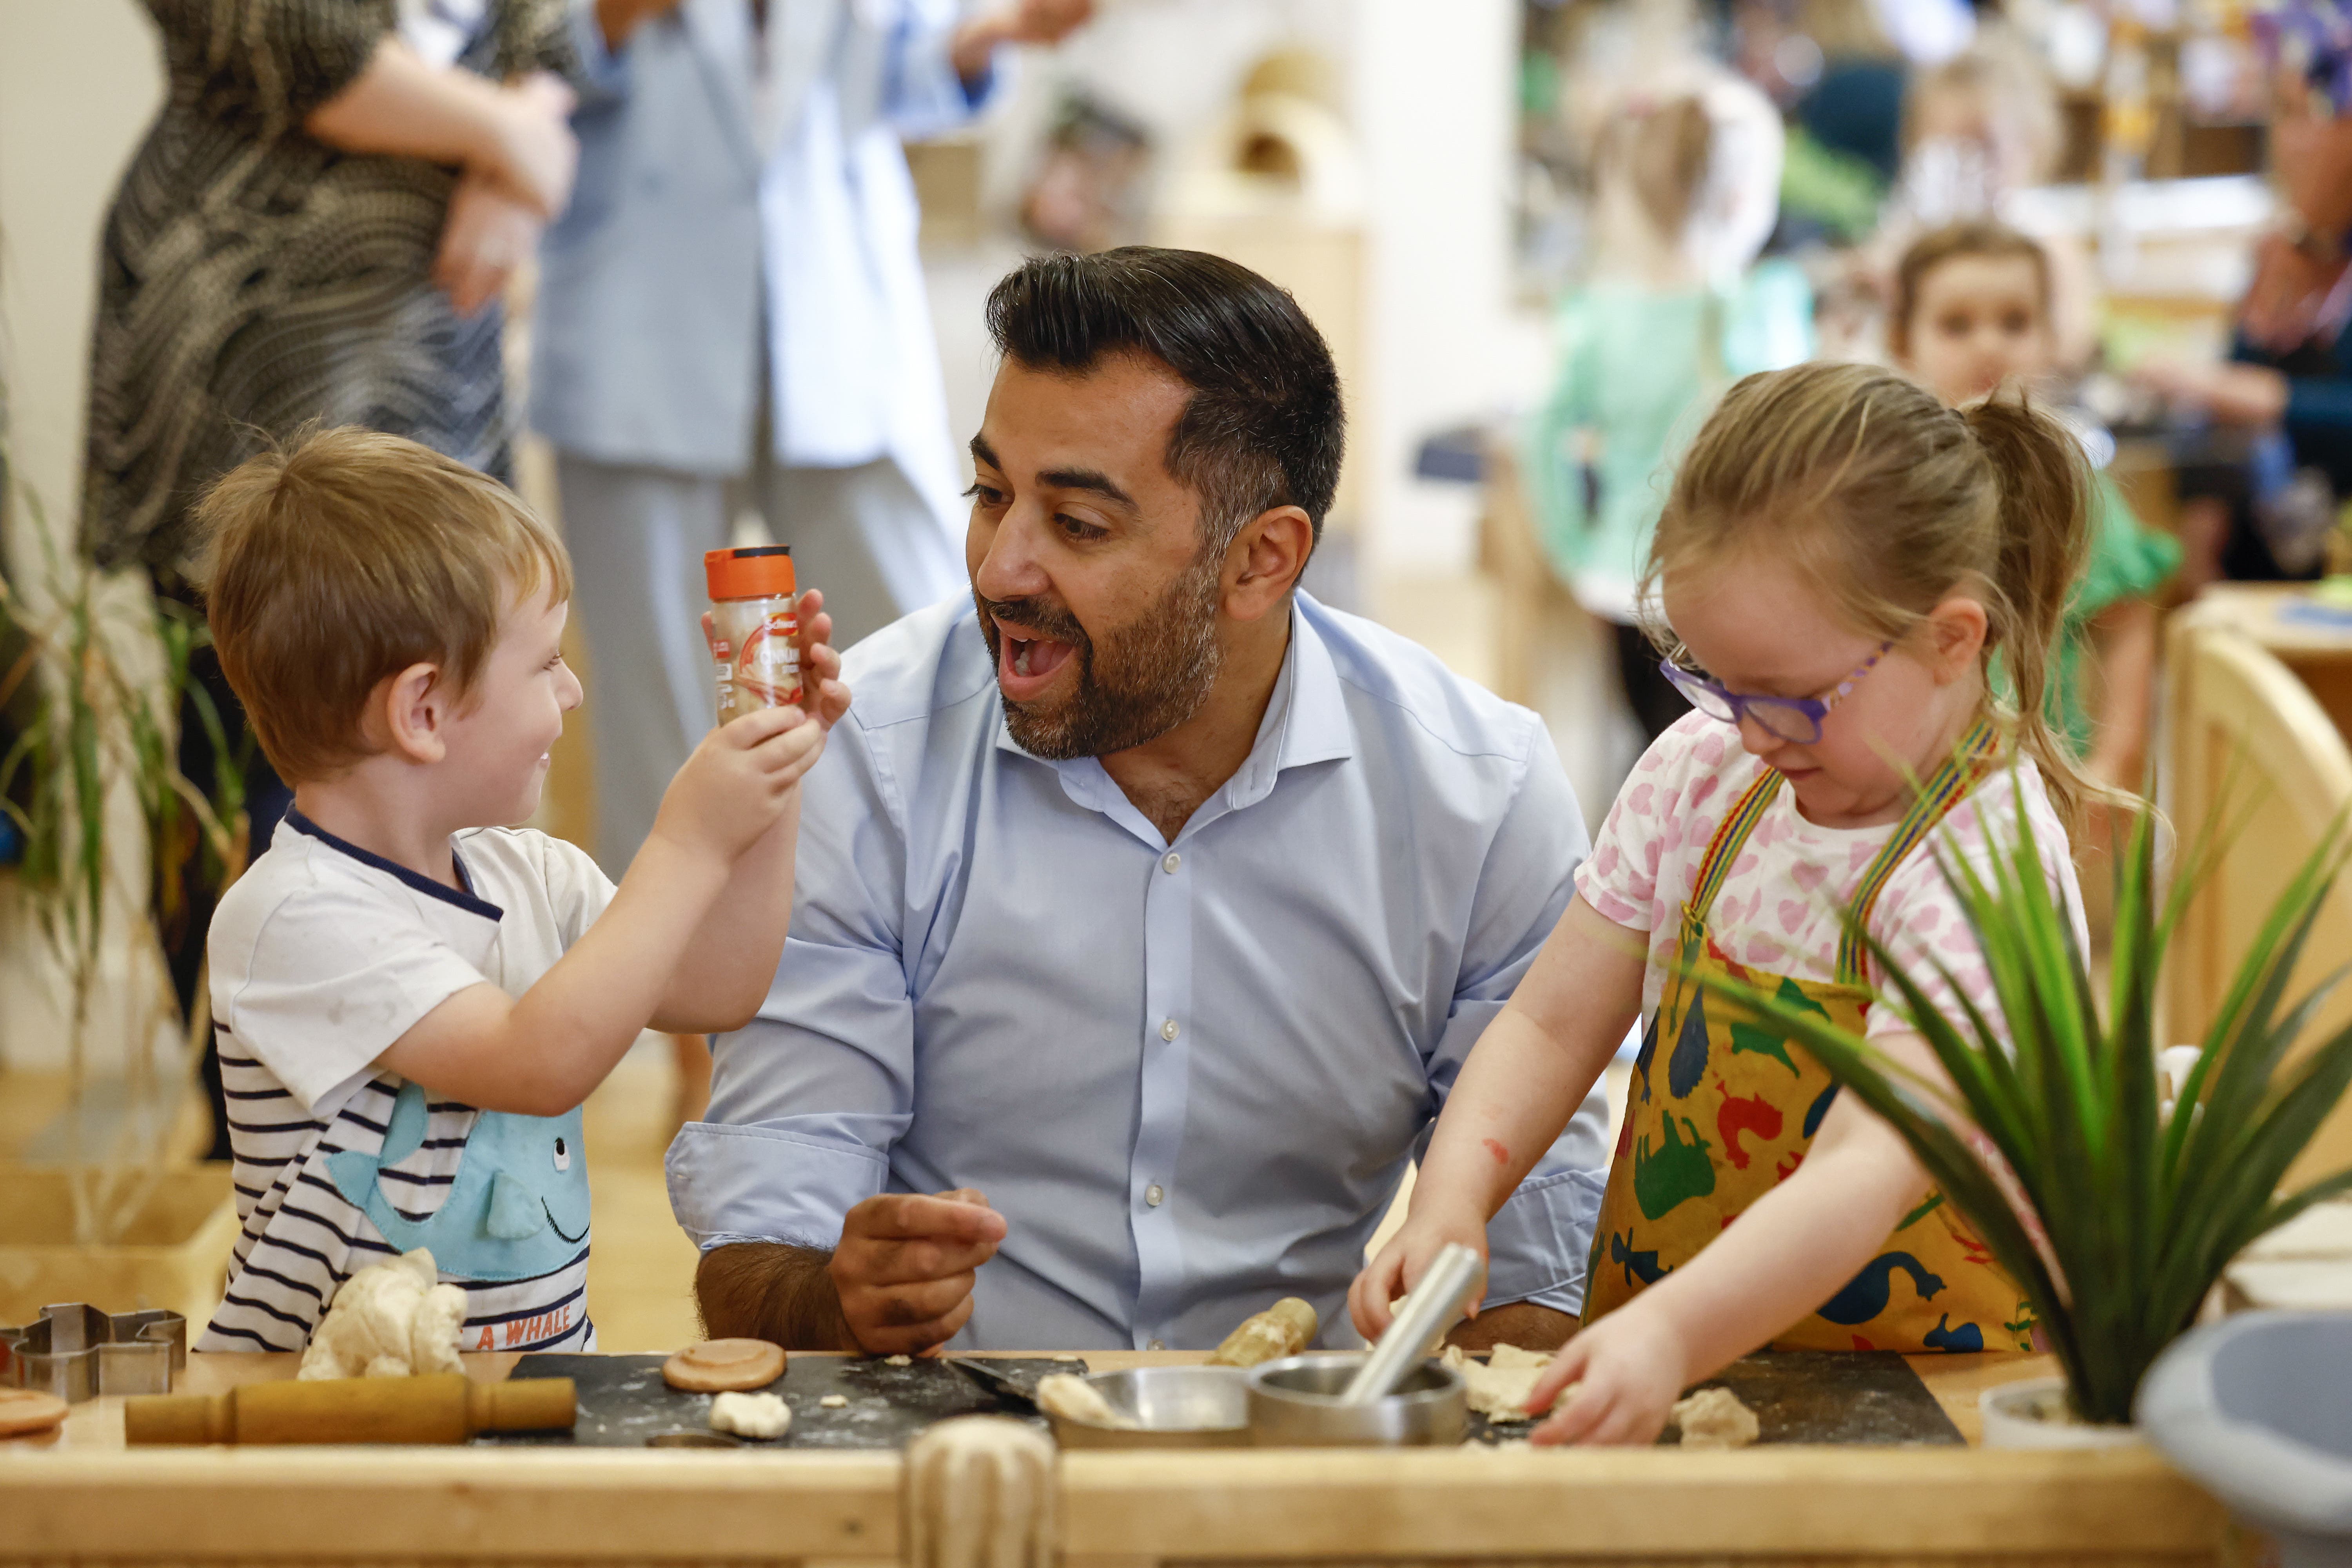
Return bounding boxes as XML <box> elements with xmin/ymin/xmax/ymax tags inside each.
<box><xmin>819</xmin><ymin>1394</ymin><xmax>849</xmax><ymax>1408</ymax></box>
<box><xmin>1440</xmin><ymin>1343</ymin><xmax>1573</xmax><ymax>1423</ymax></box>
<box><xmin>1671</xmin><ymin>1386</ymin><xmax>1759</xmax><ymax>1448</ymax></box>
<box><xmin>709</xmin><ymin>1390</ymin><xmax>793</xmax><ymax>1439</ymax></box>
<box><xmin>1205</xmin><ymin>1297</ymin><xmax>1318</xmax><ymax>1367</ymax></box>
<box><xmin>883</xmin><ymin>1354</ymin><xmax>913</xmax><ymax>1367</ymax></box>
<box><xmin>663</xmin><ymin>1338</ymin><xmax>786</xmax><ymax>1392</ymax></box>
<box><xmin>1035</xmin><ymin>1372</ymin><xmax>1140</xmax><ymax>1430</ymax></box>
<box><xmin>299</xmin><ymin>1248</ymin><xmax>465</xmax><ymax>1381</ymax></box>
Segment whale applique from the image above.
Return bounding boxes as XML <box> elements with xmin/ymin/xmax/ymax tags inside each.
<box><xmin>328</xmin><ymin>1080</ymin><xmax>590</xmax><ymax>1282</ymax></box>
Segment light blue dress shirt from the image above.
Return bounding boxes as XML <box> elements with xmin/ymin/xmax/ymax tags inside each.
<box><xmin>666</xmin><ymin>593</ymin><xmax>1612</xmax><ymax>1350</ymax></box>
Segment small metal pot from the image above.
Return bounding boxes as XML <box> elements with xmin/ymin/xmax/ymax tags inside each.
<box><xmin>1246</xmin><ymin>1352</ymin><xmax>1468</xmax><ymax>1446</ymax></box>
<box><xmin>1044</xmin><ymin>1366</ymin><xmax>1252</xmax><ymax>1449</ymax></box>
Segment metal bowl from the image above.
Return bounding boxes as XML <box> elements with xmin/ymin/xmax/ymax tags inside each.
<box><xmin>1043</xmin><ymin>1366</ymin><xmax>1253</xmax><ymax>1449</ymax></box>
<box><xmin>1245</xmin><ymin>1352</ymin><xmax>1468</xmax><ymax>1447</ymax></box>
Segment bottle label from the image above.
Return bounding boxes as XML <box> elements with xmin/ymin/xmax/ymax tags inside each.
<box><xmin>712</xmin><ymin>599</ymin><xmax>800</xmax><ymax>722</ymax></box>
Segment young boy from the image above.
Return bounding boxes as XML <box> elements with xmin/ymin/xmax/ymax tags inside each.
<box><xmin>192</xmin><ymin>427</ymin><xmax>847</xmax><ymax>1354</ymax></box>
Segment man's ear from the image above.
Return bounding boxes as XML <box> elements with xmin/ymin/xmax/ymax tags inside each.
<box><xmin>1222</xmin><ymin>505</ymin><xmax>1315</xmax><ymax>622</ymax></box>
<box><xmin>1925</xmin><ymin>594</ymin><xmax>1991</xmax><ymax>683</ymax></box>
<box><xmin>369</xmin><ymin>661</ymin><xmax>452</xmax><ymax>765</ymax></box>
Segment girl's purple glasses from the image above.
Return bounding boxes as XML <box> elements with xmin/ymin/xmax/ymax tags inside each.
<box><xmin>1658</xmin><ymin>642</ymin><xmax>1893</xmax><ymax>745</ymax></box>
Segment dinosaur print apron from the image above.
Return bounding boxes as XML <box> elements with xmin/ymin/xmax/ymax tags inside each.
<box><xmin>1582</xmin><ymin>721</ymin><xmax>2030</xmax><ymax>1353</ymax></box>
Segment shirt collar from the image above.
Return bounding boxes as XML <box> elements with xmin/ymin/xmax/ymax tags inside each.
<box><xmin>283</xmin><ymin>809</ymin><xmax>505</xmax><ymax>922</ymax></box>
<box><xmin>993</xmin><ymin>593</ymin><xmax>1357</xmax><ymax>827</ymax></box>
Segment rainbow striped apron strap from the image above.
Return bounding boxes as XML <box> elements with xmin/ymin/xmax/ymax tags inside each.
<box><xmin>1833</xmin><ymin>718</ymin><xmax>2000</xmax><ymax>985</ymax></box>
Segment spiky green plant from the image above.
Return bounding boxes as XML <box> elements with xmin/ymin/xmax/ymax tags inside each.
<box><xmin>1</xmin><ymin>461</ymin><xmax>247</xmax><ymax>1244</ymax></box>
<box><xmin>1717</xmin><ymin>780</ymin><xmax>2352</xmax><ymax>1425</ymax></box>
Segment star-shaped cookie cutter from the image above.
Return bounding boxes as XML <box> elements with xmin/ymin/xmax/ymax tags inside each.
<box><xmin>0</xmin><ymin>1304</ymin><xmax>185</xmax><ymax>1403</ymax></box>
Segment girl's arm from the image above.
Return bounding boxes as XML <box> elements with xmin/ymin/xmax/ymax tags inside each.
<box><xmin>303</xmin><ymin>36</ymin><xmax>577</xmax><ymax>216</ymax></box>
<box><xmin>1525</xmin><ymin>1031</ymin><xmax>1938</xmax><ymax>1446</ymax></box>
<box><xmin>1348</xmin><ymin>895</ymin><xmax>1646</xmax><ymax>1339</ymax></box>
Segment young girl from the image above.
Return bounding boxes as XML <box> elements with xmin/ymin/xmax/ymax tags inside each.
<box><xmin>1891</xmin><ymin>222</ymin><xmax>2181</xmax><ymax>790</ymax></box>
<box><xmin>1352</xmin><ymin>361</ymin><xmax>2091</xmax><ymax>1445</ymax></box>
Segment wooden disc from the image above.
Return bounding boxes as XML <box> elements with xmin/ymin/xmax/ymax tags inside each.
<box><xmin>662</xmin><ymin>1338</ymin><xmax>786</xmax><ymax>1392</ymax></box>
<box><xmin>0</xmin><ymin>1387</ymin><xmax>69</xmax><ymax>1437</ymax></box>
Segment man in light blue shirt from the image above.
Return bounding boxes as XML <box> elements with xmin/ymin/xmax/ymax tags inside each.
<box><xmin>669</xmin><ymin>249</ymin><xmax>1610</xmax><ymax>1354</ymax></box>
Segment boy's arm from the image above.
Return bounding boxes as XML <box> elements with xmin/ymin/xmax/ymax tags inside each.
<box><xmin>649</xmin><ymin>793</ymin><xmax>800</xmax><ymax>1034</ymax></box>
<box><xmin>379</xmin><ymin>708</ymin><xmax>820</xmax><ymax>1116</ymax></box>
<box><xmin>651</xmin><ymin>593</ymin><xmax>851</xmax><ymax>1034</ymax></box>
<box><xmin>1350</xmin><ymin>895</ymin><xmax>1646</xmax><ymax>1339</ymax></box>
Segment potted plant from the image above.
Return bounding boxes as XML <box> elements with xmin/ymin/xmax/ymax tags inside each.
<box><xmin>0</xmin><ymin>449</ymin><xmax>248</xmax><ymax>1323</ymax></box>
<box><xmin>1723</xmin><ymin>784</ymin><xmax>2352</xmax><ymax>1442</ymax></box>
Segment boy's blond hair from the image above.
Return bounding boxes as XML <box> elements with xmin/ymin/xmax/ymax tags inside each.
<box><xmin>194</xmin><ymin>426</ymin><xmax>572</xmax><ymax>783</ymax></box>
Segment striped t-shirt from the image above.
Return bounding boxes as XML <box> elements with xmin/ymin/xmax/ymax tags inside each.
<box><xmin>199</xmin><ymin>812</ymin><xmax>615</xmax><ymax>1356</ymax></box>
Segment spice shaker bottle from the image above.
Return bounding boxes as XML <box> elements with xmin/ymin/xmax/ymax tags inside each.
<box><xmin>705</xmin><ymin>545</ymin><xmax>802</xmax><ymax>723</ymax></box>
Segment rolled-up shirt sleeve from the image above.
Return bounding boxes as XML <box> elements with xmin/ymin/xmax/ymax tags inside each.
<box><xmin>1425</xmin><ymin>723</ymin><xmax>1610</xmax><ymax>1315</ymax></box>
<box><xmin>666</xmin><ymin>722</ymin><xmax>916</xmax><ymax>1252</ymax></box>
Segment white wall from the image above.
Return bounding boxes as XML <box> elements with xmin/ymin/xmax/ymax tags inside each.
<box><xmin>0</xmin><ymin>0</ymin><xmax>162</xmax><ymax>546</ymax></box>
<box><xmin>1349</xmin><ymin>0</ymin><xmax>1550</xmax><ymax>573</ymax></box>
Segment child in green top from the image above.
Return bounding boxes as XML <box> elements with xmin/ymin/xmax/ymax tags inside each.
<box><xmin>1889</xmin><ymin>221</ymin><xmax>2181</xmax><ymax>787</ymax></box>
<box><xmin>1524</xmin><ymin>74</ymin><xmax>1814</xmax><ymax>742</ymax></box>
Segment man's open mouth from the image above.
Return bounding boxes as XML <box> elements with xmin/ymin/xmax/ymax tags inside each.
<box><xmin>995</xmin><ymin>618</ymin><xmax>1078</xmax><ymax>698</ymax></box>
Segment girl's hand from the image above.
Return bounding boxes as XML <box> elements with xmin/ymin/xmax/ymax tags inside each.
<box><xmin>1527</xmin><ymin>1305</ymin><xmax>1689</xmax><ymax>1447</ymax></box>
<box><xmin>1348</xmin><ymin>1205</ymin><xmax>1488</xmax><ymax>1343</ymax></box>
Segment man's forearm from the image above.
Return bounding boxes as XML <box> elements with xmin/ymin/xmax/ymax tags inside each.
<box><xmin>695</xmin><ymin>1241</ymin><xmax>859</xmax><ymax>1350</ymax></box>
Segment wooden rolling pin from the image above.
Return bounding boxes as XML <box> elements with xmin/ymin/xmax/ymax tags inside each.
<box><xmin>124</xmin><ymin>1372</ymin><xmax>575</xmax><ymax>1445</ymax></box>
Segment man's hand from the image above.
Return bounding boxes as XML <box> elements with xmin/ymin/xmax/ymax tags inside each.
<box><xmin>1526</xmin><ymin>1301</ymin><xmax>1689</xmax><ymax>1447</ymax></box>
<box><xmin>950</xmin><ymin>0</ymin><xmax>1094</xmax><ymax>83</ymax></box>
<box><xmin>433</xmin><ymin>171</ymin><xmax>542</xmax><ymax>317</ymax></box>
<box><xmin>649</xmin><ymin>704</ymin><xmax>825</xmax><ymax>867</ymax></box>
<box><xmin>829</xmin><ymin>1189</ymin><xmax>1008</xmax><ymax>1355</ymax></box>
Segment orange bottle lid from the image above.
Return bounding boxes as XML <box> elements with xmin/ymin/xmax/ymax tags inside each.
<box><xmin>705</xmin><ymin>545</ymin><xmax>796</xmax><ymax>601</ymax></box>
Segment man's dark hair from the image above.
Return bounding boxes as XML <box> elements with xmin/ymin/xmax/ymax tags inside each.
<box><xmin>984</xmin><ymin>247</ymin><xmax>1345</xmax><ymax>547</ymax></box>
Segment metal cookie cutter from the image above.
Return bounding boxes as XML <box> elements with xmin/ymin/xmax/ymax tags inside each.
<box><xmin>0</xmin><ymin>1305</ymin><xmax>186</xmax><ymax>1403</ymax></box>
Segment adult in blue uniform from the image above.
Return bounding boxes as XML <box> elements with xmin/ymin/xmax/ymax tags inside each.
<box><xmin>533</xmin><ymin>0</ymin><xmax>1091</xmax><ymax>875</ymax></box>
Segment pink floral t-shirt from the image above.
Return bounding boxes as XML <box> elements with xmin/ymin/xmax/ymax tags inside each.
<box><xmin>1575</xmin><ymin>711</ymin><xmax>2084</xmax><ymax>1043</ymax></box>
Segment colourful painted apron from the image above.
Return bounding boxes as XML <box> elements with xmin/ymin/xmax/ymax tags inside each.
<box><xmin>1582</xmin><ymin>722</ymin><xmax>2032</xmax><ymax>1353</ymax></box>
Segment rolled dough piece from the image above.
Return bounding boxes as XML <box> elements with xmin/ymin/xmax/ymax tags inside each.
<box><xmin>1440</xmin><ymin>1343</ymin><xmax>1573</xmax><ymax>1423</ymax></box>
<box><xmin>300</xmin><ymin>1247</ymin><xmax>465</xmax><ymax>1381</ymax></box>
<box><xmin>820</xmin><ymin>1394</ymin><xmax>849</xmax><ymax>1408</ymax></box>
<box><xmin>884</xmin><ymin>1354</ymin><xmax>914</xmax><ymax>1366</ymax></box>
<box><xmin>1034</xmin><ymin>1372</ymin><xmax>1140</xmax><ymax>1430</ymax></box>
<box><xmin>708</xmin><ymin>1390</ymin><xmax>792</xmax><ymax>1439</ymax></box>
<box><xmin>1672</xmin><ymin>1385</ymin><xmax>1760</xmax><ymax>1448</ymax></box>
<box><xmin>663</xmin><ymin>1338</ymin><xmax>787</xmax><ymax>1392</ymax></box>
<box><xmin>1204</xmin><ymin>1296</ymin><xmax>1318</xmax><ymax>1367</ymax></box>
<box><xmin>0</xmin><ymin>1387</ymin><xmax>70</xmax><ymax>1437</ymax></box>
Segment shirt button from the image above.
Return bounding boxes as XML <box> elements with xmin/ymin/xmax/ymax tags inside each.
<box><xmin>1160</xmin><ymin>1018</ymin><xmax>1180</xmax><ymax>1042</ymax></box>
<box><xmin>1162</xmin><ymin>852</ymin><xmax>1181</xmax><ymax>873</ymax></box>
<box><xmin>1145</xmin><ymin>1183</ymin><xmax>1165</xmax><ymax>1207</ymax></box>
<box><xmin>1148</xmin><ymin>1339</ymin><xmax>1166</xmax><ymax>1352</ymax></box>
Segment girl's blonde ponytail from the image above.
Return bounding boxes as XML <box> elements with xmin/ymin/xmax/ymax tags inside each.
<box><xmin>1646</xmin><ymin>361</ymin><xmax>2110</xmax><ymax>838</ymax></box>
<box><xmin>1960</xmin><ymin>397</ymin><xmax>2096</xmax><ymax>831</ymax></box>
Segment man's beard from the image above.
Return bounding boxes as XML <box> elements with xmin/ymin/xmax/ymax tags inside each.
<box><xmin>976</xmin><ymin>552</ymin><xmax>1226</xmax><ymax>760</ymax></box>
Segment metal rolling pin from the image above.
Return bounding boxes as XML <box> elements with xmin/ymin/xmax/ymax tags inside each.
<box><xmin>1338</xmin><ymin>1243</ymin><xmax>1486</xmax><ymax>1406</ymax></box>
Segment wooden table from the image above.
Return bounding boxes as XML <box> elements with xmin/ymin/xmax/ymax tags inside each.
<box><xmin>0</xmin><ymin>1350</ymin><xmax>2235</xmax><ymax>1568</ymax></box>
